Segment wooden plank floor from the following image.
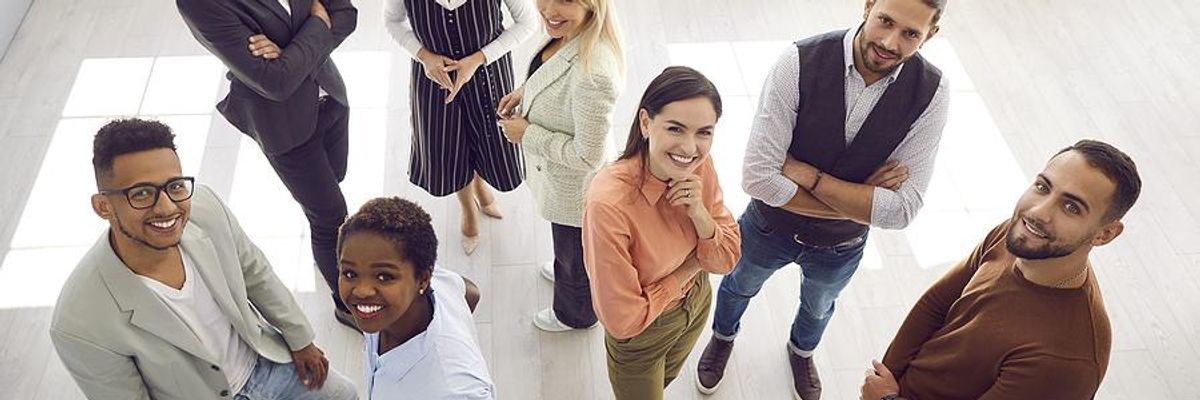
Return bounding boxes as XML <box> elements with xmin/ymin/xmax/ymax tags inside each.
<box><xmin>2</xmin><ymin>0</ymin><xmax>1199</xmax><ymax>399</ymax></box>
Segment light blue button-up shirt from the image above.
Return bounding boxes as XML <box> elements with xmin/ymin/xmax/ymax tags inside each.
<box><xmin>363</xmin><ymin>268</ymin><xmax>494</xmax><ymax>400</ymax></box>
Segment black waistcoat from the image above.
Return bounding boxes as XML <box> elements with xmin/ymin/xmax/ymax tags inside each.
<box><xmin>752</xmin><ymin>28</ymin><xmax>941</xmax><ymax>246</ymax></box>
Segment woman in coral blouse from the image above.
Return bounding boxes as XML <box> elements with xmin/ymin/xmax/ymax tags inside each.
<box><xmin>581</xmin><ymin>66</ymin><xmax>741</xmax><ymax>400</ymax></box>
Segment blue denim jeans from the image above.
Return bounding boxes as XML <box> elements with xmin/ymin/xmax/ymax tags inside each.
<box><xmin>711</xmin><ymin>203</ymin><xmax>868</xmax><ymax>352</ymax></box>
<box><xmin>234</xmin><ymin>355</ymin><xmax>358</xmax><ymax>400</ymax></box>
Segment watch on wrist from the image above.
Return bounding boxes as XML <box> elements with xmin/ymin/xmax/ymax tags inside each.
<box><xmin>809</xmin><ymin>170</ymin><xmax>824</xmax><ymax>192</ymax></box>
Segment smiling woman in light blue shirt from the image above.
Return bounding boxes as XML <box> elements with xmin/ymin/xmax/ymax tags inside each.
<box><xmin>337</xmin><ymin>197</ymin><xmax>492</xmax><ymax>400</ymax></box>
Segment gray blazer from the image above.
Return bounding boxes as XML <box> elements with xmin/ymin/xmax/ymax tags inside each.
<box><xmin>520</xmin><ymin>36</ymin><xmax>621</xmax><ymax>227</ymax></box>
<box><xmin>50</xmin><ymin>185</ymin><xmax>316</xmax><ymax>400</ymax></box>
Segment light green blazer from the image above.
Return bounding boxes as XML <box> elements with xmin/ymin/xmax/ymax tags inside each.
<box><xmin>50</xmin><ymin>184</ymin><xmax>315</xmax><ymax>400</ymax></box>
<box><xmin>520</xmin><ymin>36</ymin><xmax>622</xmax><ymax>227</ymax></box>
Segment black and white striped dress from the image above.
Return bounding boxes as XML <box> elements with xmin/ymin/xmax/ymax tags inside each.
<box><xmin>405</xmin><ymin>0</ymin><xmax>524</xmax><ymax>196</ymax></box>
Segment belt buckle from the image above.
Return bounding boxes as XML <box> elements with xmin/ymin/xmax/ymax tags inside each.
<box><xmin>837</xmin><ymin>236</ymin><xmax>865</xmax><ymax>248</ymax></box>
<box><xmin>792</xmin><ymin>234</ymin><xmax>863</xmax><ymax>249</ymax></box>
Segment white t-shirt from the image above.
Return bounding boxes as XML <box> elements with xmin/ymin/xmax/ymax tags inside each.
<box><xmin>139</xmin><ymin>251</ymin><xmax>259</xmax><ymax>394</ymax></box>
<box><xmin>363</xmin><ymin>267</ymin><xmax>494</xmax><ymax>399</ymax></box>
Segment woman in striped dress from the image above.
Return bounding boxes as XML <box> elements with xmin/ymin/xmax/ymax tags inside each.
<box><xmin>384</xmin><ymin>0</ymin><xmax>538</xmax><ymax>255</ymax></box>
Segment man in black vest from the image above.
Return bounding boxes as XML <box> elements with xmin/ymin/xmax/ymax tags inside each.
<box><xmin>176</xmin><ymin>0</ymin><xmax>359</xmax><ymax>328</ymax></box>
<box><xmin>695</xmin><ymin>0</ymin><xmax>949</xmax><ymax>398</ymax></box>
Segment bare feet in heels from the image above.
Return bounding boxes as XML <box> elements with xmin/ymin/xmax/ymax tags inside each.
<box><xmin>461</xmin><ymin>210</ymin><xmax>479</xmax><ymax>255</ymax></box>
<box><xmin>473</xmin><ymin>178</ymin><xmax>503</xmax><ymax>219</ymax></box>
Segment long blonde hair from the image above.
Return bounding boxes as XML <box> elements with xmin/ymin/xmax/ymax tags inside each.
<box><xmin>574</xmin><ymin>0</ymin><xmax>625</xmax><ymax>76</ymax></box>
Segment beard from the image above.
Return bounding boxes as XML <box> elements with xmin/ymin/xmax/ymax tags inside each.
<box><xmin>859</xmin><ymin>40</ymin><xmax>907</xmax><ymax>76</ymax></box>
<box><xmin>1004</xmin><ymin>220</ymin><xmax>1086</xmax><ymax>260</ymax></box>
<box><xmin>114</xmin><ymin>213</ymin><xmax>179</xmax><ymax>251</ymax></box>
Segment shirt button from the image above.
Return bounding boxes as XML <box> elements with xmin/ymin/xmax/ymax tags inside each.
<box><xmin>219</xmin><ymin>389</ymin><xmax>230</xmax><ymax>397</ymax></box>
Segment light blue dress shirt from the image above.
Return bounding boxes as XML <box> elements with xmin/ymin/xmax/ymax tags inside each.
<box><xmin>363</xmin><ymin>267</ymin><xmax>494</xmax><ymax>400</ymax></box>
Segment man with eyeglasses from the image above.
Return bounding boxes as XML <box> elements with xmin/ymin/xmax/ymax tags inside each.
<box><xmin>50</xmin><ymin>119</ymin><xmax>357</xmax><ymax>400</ymax></box>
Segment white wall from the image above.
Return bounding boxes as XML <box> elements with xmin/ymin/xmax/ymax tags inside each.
<box><xmin>0</xmin><ymin>0</ymin><xmax>33</xmax><ymax>61</ymax></box>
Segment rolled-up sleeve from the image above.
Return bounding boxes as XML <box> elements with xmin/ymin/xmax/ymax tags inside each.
<box><xmin>742</xmin><ymin>49</ymin><xmax>803</xmax><ymax>207</ymax></box>
<box><xmin>696</xmin><ymin>160</ymin><xmax>741</xmax><ymax>273</ymax></box>
<box><xmin>583</xmin><ymin>202</ymin><xmax>684</xmax><ymax>339</ymax></box>
<box><xmin>869</xmin><ymin>76</ymin><xmax>949</xmax><ymax>229</ymax></box>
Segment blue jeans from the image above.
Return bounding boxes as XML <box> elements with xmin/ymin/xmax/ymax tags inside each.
<box><xmin>234</xmin><ymin>356</ymin><xmax>358</xmax><ymax>400</ymax></box>
<box><xmin>711</xmin><ymin>203</ymin><xmax>868</xmax><ymax>352</ymax></box>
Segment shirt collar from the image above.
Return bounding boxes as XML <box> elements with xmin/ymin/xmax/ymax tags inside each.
<box><xmin>842</xmin><ymin>24</ymin><xmax>904</xmax><ymax>84</ymax></box>
<box><xmin>374</xmin><ymin>292</ymin><xmax>441</xmax><ymax>382</ymax></box>
<box><xmin>631</xmin><ymin>157</ymin><xmax>670</xmax><ymax>205</ymax></box>
<box><xmin>436</xmin><ymin>0</ymin><xmax>467</xmax><ymax>10</ymax></box>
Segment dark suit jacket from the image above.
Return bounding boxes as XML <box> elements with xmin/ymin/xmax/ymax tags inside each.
<box><xmin>176</xmin><ymin>0</ymin><xmax>357</xmax><ymax>155</ymax></box>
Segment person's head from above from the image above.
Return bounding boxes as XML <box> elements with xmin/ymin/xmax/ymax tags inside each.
<box><xmin>619</xmin><ymin>66</ymin><xmax>722</xmax><ymax>182</ymax></box>
<box><xmin>856</xmin><ymin>0</ymin><xmax>945</xmax><ymax>79</ymax></box>
<box><xmin>90</xmin><ymin>118</ymin><xmax>194</xmax><ymax>255</ymax></box>
<box><xmin>1005</xmin><ymin>139</ymin><xmax>1141</xmax><ymax>261</ymax></box>
<box><xmin>337</xmin><ymin>197</ymin><xmax>438</xmax><ymax>334</ymax></box>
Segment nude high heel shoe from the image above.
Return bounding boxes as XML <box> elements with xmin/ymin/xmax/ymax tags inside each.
<box><xmin>475</xmin><ymin>197</ymin><xmax>503</xmax><ymax>219</ymax></box>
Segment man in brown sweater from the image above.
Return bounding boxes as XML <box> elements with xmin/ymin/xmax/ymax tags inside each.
<box><xmin>861</xmin><ymin>140</ymin><xmax>1142</xmax><ymax>400</ymax></box>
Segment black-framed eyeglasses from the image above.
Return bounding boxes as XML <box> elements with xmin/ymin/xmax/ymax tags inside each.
<box><xmin>100</xmin><ymin>177</ymin><xmax>195</xmax><ymax>210</ymax></box>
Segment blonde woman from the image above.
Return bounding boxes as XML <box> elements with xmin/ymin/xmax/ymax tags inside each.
<box><xmin>496</xmin><ymin>0</ymin><xmax>624</xmax><ymax>331</ymax></box>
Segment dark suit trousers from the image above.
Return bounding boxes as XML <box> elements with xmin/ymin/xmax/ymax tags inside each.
<box><xmin>552</xmin><ymin>223</ymin><xmax>598</xmax><ymax>328</ymax></box>
<box><xmin>264</xmin><ymin>96</ymin><xmax>349</xmax><ymax>311</ymax></box>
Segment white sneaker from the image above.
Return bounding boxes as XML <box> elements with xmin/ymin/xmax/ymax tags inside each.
<box><xmin>532</xmin><ymin>308</ymin><xmax>594</xmax><ymax>332</ymax></box>
<box><xmin>540</xmin><ymin>261</ymin><xmax>555</xmax><ymax>283</ymax></box>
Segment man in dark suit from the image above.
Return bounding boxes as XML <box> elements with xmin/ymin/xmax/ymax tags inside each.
<box><xmin>176</xmin><ymin>0</ymin><xmax>358</xmax><ymax>328</ymax></box>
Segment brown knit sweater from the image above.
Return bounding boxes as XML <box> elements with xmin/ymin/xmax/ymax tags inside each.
<box><xmin>882</xmin><ymin>221</ymin><xmax>1111</xmax><ymax>399</ymax></box>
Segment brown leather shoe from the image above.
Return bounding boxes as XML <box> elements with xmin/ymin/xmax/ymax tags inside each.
<box><xmin>695</xmin><ymin>336</ymin><xmax>734</xmax><ymax>394</ymax></box>
<box><xmin>788</xmin><ymin>349</ymin><xmax>821</xmax><ymax>400</ymax></box>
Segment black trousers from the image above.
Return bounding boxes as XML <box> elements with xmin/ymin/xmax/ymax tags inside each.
<box><xmin>551</xmin><ymin>223</ymin><xmax>597</xmax><ymax>328</ymax></box>
<box><xmin>264</xmin><ymin>96</ymin><xmax>350</xmax><ymax>311</ymax></box>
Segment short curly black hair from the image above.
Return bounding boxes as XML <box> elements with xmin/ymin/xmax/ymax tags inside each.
<box><xmin>92</xmin><ymin>118</ymin><xmax>177</xmax><ymax>187</ymax></box>
<box><xmin>338</xmin><ymin>197</ymin><xmax>438</xmax><ymax>278</ymax></box>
